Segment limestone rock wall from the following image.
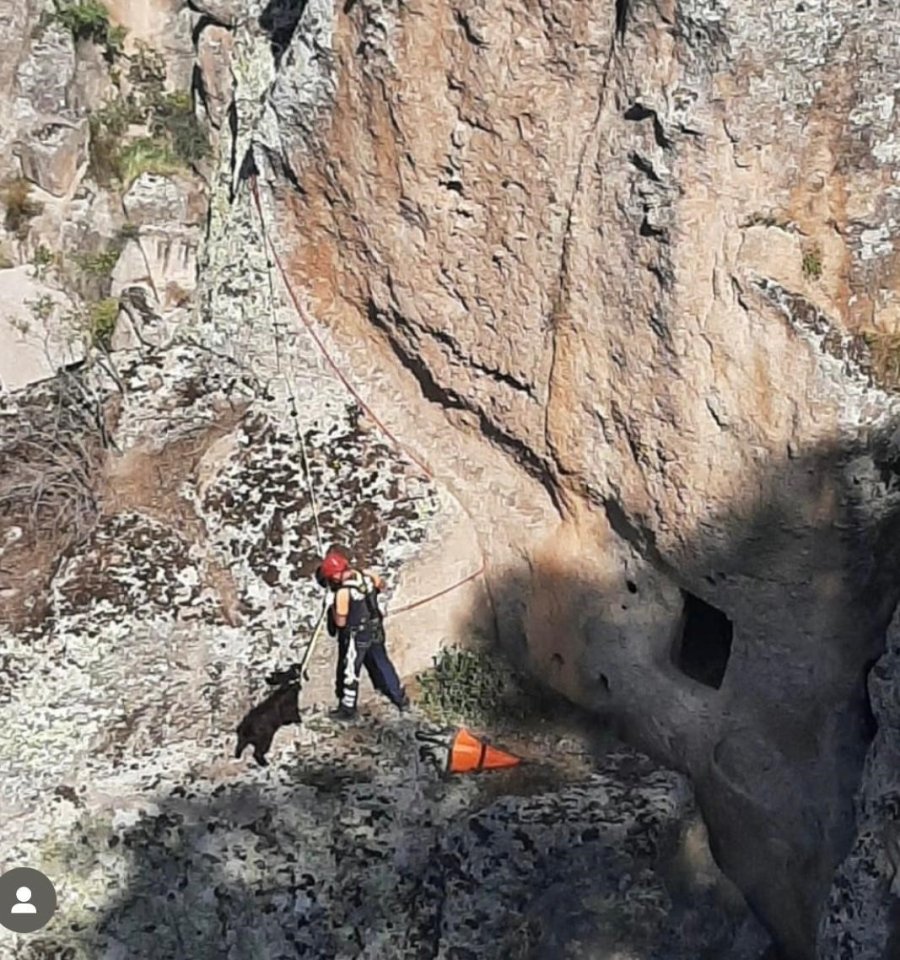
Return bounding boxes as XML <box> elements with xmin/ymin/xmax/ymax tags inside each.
<box><xmin>203</xmin><ymin>0</ymin><xmax>900</xmax><ymax>956</ymax></box>
<box><xmin>1</xmin><ymin>708</ymin><xmax>768</xmax><ymax>960</ymax></box>
<box><xmin>2</xmin><ymin>0</ymin><xmax>900</xmax><ymax>958</ymax></box>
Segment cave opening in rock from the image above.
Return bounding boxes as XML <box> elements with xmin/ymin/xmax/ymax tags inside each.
<box><xmin>672</xmin><ymin>591</ymin><xmax>733</xmax><ymax>689</ymax></box>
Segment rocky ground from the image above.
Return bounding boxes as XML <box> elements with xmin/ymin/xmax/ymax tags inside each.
<box><xmin>0</xmin><ymin>327</ymin><xmax>769</xmax><ymax>958</ymax></box>
<box><xmin>1</xmin><ymin>690</ymin><xmax>770</xmax><ymax>960</ymax></box>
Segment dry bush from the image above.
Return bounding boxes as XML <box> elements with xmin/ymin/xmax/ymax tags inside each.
<box><xmin>0</xmin><ymin>370</ymin><xmax>110</xmax><ymax>551</ymax></box>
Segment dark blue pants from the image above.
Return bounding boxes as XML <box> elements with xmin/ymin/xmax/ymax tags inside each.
<box><xmin>336</xmin><ymin>628</ymin><xmax>405</xmax><ymax>710</ymax></box>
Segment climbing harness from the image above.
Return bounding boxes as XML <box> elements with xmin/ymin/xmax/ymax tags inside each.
<box><xmin>343</xmin><ymin>570</ymin><xmax>387</xmax><ymax>643</ymax></box>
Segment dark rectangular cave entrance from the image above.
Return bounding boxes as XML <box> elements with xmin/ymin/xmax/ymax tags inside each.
<box><xmin>671</xmin><ymin>590</ymin><xmax>733</xmax><ymax>689</ymax></box>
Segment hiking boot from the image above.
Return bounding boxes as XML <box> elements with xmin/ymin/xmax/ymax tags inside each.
<box><xmin>330</xmin><ymin>704</ymin><xmax>357</xmax><ymax>722</ymax></box>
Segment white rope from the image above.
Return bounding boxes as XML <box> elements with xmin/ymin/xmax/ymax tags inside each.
<box><xmin>252</xmin><ymin>175</ymin><xmax>326</xmax><ymax>561</ymax></box>
<box><xmin>250</xmin><ymin>172</ymin><xmax>329</xmax><ymax>679</ymax></box>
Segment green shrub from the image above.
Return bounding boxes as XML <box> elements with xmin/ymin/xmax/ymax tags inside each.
<box><xmin>52</xmin><ymin>1</ymin><xmax>125</xmax><ymax>59</ymax></box>
<box><xmin>3</xmin><ymin>179</ymin><xmax>43</xmax><ymax>239</ymax></box>
<box><xmin>33</xmin><ymin>245</ymin><xmax>54</xmax><ymax>267</ymax></box>
<box><xmin>416</xmin><ymin>645</ymin><xmax>530</xmax><ymax>727</ymax></box>
<box><xmin>118</xmin><ymin>138</ymin><xmax>181</xmax><ymax>184</ymax></box>
<box><xmin>89</xmin><ymin>128</ymin><xmax>179</xmax><ymax>188</ymax></box>
<box><xmin>802</xmin><ymin>244</ymin><xmax>823</xmax><ymax>280</ymax></box>
<box><xmin>74</xmin><ymin>248</ymin><xmax>120</xmax><ymax>278</ymax></box>
<box><xmin>88</xmin><ymin>99</ymin><xmax>144</xmax><ymax>185</ymax></box>
<box><xmin>148</xmin><ymin>92</ymin><xmax>209</xmax><ymax>167</ymax></box>
<box><xmin>91</xmin><ymin>98</ymin><xmax>144</xmax><ymax>136</ymax></box>
<box><xmin>87</xmin><ymin>297</ymin><xmax>119</xmax><ymax>349</ymax></box>
<box><xmin>87</xmin><ymin>83</ymin><xmax>206</xmax><ymax>189</ymax></box>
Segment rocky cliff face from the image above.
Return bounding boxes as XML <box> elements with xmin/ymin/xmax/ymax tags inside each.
<box><xmin>1</xmin><ymin>0</ymin><xmax>899</xmax><ymax>958</ymax></box>
<box><xmin>236</xmin><ymin>0</ymin><xmax>900</xmax><ymax>956</ymax></box>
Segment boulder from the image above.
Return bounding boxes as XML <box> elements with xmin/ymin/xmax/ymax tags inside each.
<box><xmin>59</xmin><ymin>185</ymin><xmax>120</xmax><ymax>253</ymax></box>
<box><xmin>16</xmin><ymin>118</ymin><xmax>88</xmax><ymax>197</ymax></box>
<box><xmin>189</xmin><ymin>0</ymin><xmax>242</xmax><ymax>27</ymax></box>
<box><xmin>138</xmin><ymin>228</ymin><xmax>198</xmax><ymax>309</ymax></box>
<box><xmin>123</xmin><ymin>172</ymin><xmax>191</xmax><ymax>225</ymax></box>
<box><xmin>110</xmin><ymin>238</ymin><xmax>152</xmax><ymax>294</ymax></box>
<box><xmin>111</xmin><ymin>227</ymin><xmax>198</xmax><ymax>313</ymax></box>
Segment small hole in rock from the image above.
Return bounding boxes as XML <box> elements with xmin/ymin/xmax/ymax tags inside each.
<box><xmin>672</xmin><ymin>590</ymin><xmax>733</xmax><ymax>689</ymax></box>
<box><xmin>626</xmin><ymin>579</ymin><xmax>638</xmax><ymax>594</ymax></box>
<box><xmin>551</xmin><ymin>653</ymin><xmax>564</xmax><ymax>667</ymax></box>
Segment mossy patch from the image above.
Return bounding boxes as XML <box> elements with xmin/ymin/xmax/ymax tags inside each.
<box><xmin>149</xmin><ymin>92</ymin><xmax>210</xmax><ymax>167</ymax></box>
<box><xmin>118</xmin><ymin>138</ymin><xmax>182</xmax><ymax>183</ymax></box>
<box><xmin>86</xmin><ymin>297</ymin><xmax>119</xmax><ymax>349</ymax></box>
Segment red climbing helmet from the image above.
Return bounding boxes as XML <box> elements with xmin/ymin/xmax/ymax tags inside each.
<box><xmin>319</xmin><ymin>549</ymin><xmax>349</xmax><ymax>582</ymax></box>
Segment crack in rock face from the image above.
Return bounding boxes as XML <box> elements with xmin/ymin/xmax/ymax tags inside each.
<box><xmin>818</xmin><ymin>606</ymin><xmax>900</xmax><ymax>960</ymax></box>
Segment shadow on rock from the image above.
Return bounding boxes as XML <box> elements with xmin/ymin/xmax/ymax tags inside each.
<box><xmin>259</xmin><ymin>0</ymin><xmax>308</xmax><ymax>65</ymax></box>
<box><xmin>32</xmin><ymin>718</ymin><xmax>770</xmax><ymax>960</ymax></box>
<box><xmin>462</xmin><ymin>428</ymin><xmax>900</xmax><ymax>960</ymax></box>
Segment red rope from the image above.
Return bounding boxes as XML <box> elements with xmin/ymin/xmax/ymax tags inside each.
<box><xmin>248</xmin><ymin>176</ymin><xmax>486</xmax><ymax>614</ymax></box>
<box><xmin>384</xmin><ymin>565</ymin><xmax>484</xmax><ymax>619</ymax></box>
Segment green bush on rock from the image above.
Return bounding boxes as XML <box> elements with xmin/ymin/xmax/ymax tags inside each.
<box><xmin>416</xmin><ymin>645</ymin><xmax>532</xmax><ymax>727</ymax></box>
<box><xmin>52</xmin><ymin>0</ymin><xmax>126</xmax><ymax>59</ymax></box>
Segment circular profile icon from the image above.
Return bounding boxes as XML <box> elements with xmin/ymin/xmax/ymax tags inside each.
<box><xmin>0</xmin><ymin>867</ymin><xmax>57</xmax><ymax>934</ymax></box>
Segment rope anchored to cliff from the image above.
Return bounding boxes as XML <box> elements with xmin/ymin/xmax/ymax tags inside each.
<box><xmin>246</xmin><ymin>174</ymin><xmax>486</xmax><ymax>620</ymax></box>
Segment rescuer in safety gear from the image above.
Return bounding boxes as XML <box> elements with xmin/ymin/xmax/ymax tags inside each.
<box><xmin>316</xmin><ymin>548</ymin><xmax>409</xmax><ymax>720</ymax></box>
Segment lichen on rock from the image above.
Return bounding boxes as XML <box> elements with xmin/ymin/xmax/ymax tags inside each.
<box><xmin>4</xmin><ymin>0</ymin><xmax>900</xmax><ymax>957</ymax></box>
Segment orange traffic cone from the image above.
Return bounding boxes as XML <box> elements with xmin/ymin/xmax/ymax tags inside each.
<box><xmin>447</xmin><ymin>727</ymin><xmax>521</xmax><ymax>774</ymax></box>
